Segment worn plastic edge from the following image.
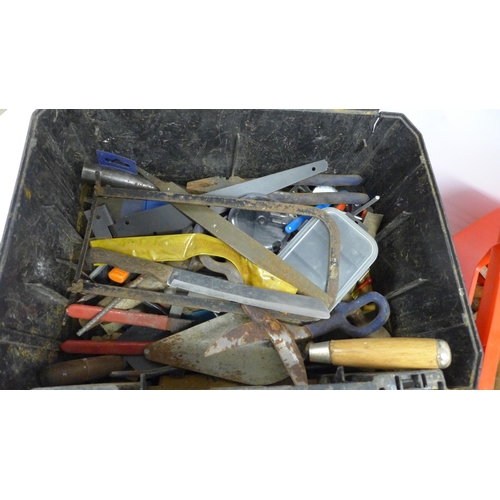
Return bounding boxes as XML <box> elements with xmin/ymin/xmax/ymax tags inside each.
<box><xmin>378</xmin><ymin>111</ymin><xmax>483</xmax><ymax>390</ymax></box>
<box><xmin>294</xmin><ymin>109</ymin><xmax>381</xmax><ymax>116</ymax></box>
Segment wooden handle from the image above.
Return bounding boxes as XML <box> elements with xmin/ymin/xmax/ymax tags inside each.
<box><xmin>40</xmin><ymin>356</ymin><xmax>127</xmax><ymax>386</ymax></box>
<box><xmin>308</xmin><ymin>338</ymin><xmax>451</xmax><ymax>370</ymax></box>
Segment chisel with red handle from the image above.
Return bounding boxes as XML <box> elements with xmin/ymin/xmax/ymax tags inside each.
<box><xmin>66</xmin><ymin>303</ymin><xmax>192</xmax><ymax>332</ymax></box>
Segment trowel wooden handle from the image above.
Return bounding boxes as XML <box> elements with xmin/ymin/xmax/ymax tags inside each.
<box><xmin>307</xmin><ymin>338</ymin><xmax>452</xmax><ymax>370</ymax></box>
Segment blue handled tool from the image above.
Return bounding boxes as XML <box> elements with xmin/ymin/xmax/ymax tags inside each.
<box><xmin>96</xmin><ymin>150</ymin><xmax>138</xmax><ymax>174</ymax></box>
<box><xmin>284</xmin><ymin>186</ymin><xmax>359</xmax><ymax>233</ymax></box>
<box><xmin>285</xmin><ymin>204</ymin><xmax>330</xmax><ymax>233</ymax></box>
<box><xmin>304</xmin><ymin>292</ymin><xmax>390</xmax><ymax>339</ymax></box>
<box><xmin>204</xmin><ymin>291</ymin><xmax>391</xmax><ymax>356</ymax></box>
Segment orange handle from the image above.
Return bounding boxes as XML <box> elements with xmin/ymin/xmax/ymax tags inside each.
<box><xmin>108</xmin><ymin>267</ymin><xmax>130</xmax><ymax>283</ymax></box>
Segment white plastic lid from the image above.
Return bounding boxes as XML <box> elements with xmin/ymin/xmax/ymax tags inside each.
<box><xmin>278</xmin><ymin>207</ymin><xmax>378</xmax><ymax>310</ymax></box>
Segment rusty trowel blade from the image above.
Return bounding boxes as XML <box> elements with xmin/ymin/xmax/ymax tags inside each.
<box><xmin>143</xmin><ymin>313</ymin><xmax>290</xmax><ymax>386</ymax></box>
<box><xmin>204</xmin><ymin>321</ymin><xmax>310</xmax><ymax>356</ymax></box>
<box><xmin>204</xmin><ymin>323</ymin><xmax>264</xmax><ymax>356</ymax></box>
<box><xmin>240</xmin><ymin>305</ymin><xmax>308</xmax><ymax>386</ymax></box>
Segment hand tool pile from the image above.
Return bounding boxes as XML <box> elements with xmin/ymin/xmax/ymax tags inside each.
<box><xmin>39</xmin><ymin>152</ymin><xmax>452</xmax><ymax>389</ymax></box>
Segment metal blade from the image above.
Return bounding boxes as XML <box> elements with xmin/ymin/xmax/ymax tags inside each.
<box><xmin>110</xmin><ymin>161</ymin><xmax>328</xmax><ymax>235</ymax></box>
<box><xmin>144</xmin><ymin>313</ymin><xmax>290</xmax><ymax>386</ymax></box>
<box><xmin>68</xmin><ymin>280</ymin><xmax>313</xmax><ymax>322</ymax></box>
<box><xmin>197</xmin><ymin>254</ymin><xmax>308</xmax><ymax>385</ymax></box>
<box><xmin>168</xmin><ymin>271</ymin><xmax>331</xmax><ymax>320</ymax></box>
<box><xmin>84</xmin><ymin>204</ymin><xmax>114</xmax><ymax>238</ymax></box>
<box><xmin>240</xmin><ymin>305</ymin><xmax>308</xmax><ymax>386</ymax></box>
<box><xmin>110</xmin><ymin>204</ymin><xmax>194</xmax><ymax>237</ymax></box>
<box><xmin>95</xmin><ymin>182</ymin><xmax>341</xmax><ymax>309</ymax></box>
<box><xmin>263</xmin><ymin>326</ymin><xmax>308</xmax><ymax>386</ymax></box>
<box><xmin>208</xmin><ymin>160</ymin><xmax>328</xmax><ymax>198</ymax></box>
<box><xmin>204</xmin><ymin>321</ymin><xmax>310</xmax><ymax>356</ymax></box>
<box><xmin>204</xmin><ymin>324</ymin><xmax>264</xmax><ymax>356</ymax></box>
<box><xmin>82</xmin><ymin>164</ymin><xmax>159</xmax><ymax>191</ymax></box>
<box><xmin>86</xmin><ymin>248</ymin><xmax>330</xmax><ymax>319</ymax></box>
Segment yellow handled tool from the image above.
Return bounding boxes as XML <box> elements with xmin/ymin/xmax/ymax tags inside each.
<box><xmin>307</xmin><ymin>338</ymin><xmax>452</xmax><ymax>370</ymax></box>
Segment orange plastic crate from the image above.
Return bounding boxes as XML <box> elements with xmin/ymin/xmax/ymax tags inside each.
<box><xmin>453</xmin><ymin>208</ymin><xmax>500</xmax><ymax>389</ymax></box>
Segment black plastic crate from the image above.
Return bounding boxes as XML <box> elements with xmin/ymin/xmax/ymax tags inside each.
<box><xmin>0</xmin><ymin>109</ymin><xmax>483</xmax><ymax>389</ymax></box>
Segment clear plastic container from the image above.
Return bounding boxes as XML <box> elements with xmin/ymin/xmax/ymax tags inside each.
<box><xmin>278</xmin><ymin>207</ymin><xmax>378</xmax><ymax>310</ymax></box>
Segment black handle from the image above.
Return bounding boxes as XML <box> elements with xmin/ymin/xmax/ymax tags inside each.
<box><xmin>306</xmin><ymin>292</ymin><xmax>391</xmax><ymax>339</ymax></box>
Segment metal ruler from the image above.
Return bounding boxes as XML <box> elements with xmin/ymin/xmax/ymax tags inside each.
<box><xmin>86</xmin><ymin>248</ymin><xmax>330</xmax><ymax>319</ymax></box>
<box><xmin>109</xmin><ymin>160</ymin><xmax>328</xmax><ymax>237</ymax></box>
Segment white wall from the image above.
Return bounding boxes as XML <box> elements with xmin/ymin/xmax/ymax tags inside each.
<box><xmin>0</xmin><ymin>109</ymin><xmax>35</xmax><ymax>243</ymax></box>
<box><xmin>390</xmin><ymin>109</ymin><xmax>500</xmax><ymax>235</ymax></box>
<box><xmin>1</xmin><ymin>109</ymin><xmax>499</xmax><ymax>244</ymax></box>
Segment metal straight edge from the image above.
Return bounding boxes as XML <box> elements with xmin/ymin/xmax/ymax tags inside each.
<box><xmin>95</xmin><ymin>186</ymin><xmax>340</xmax><ymax>309</ymax></box>
<box><xmin>110</xmin><ymin>203</ymin><xmax>193</xmax><ymax>237</ymax></box>
<box><xmin>67</xmin><ymin>281</ymin><xmax>307</xmax><ymax>323</ymax></box>
<box><xmin>101</xmin><ymin>166</ymin><xmax>339</xmax><ymax>305</ymax></box>
<box><xmin>86</xmin><ymin>248</ymin><xmax>330</xmax><ymax>320</ymax></box>
<box><xmin>98</xmin><ymin>185</ymin><xmax>340</xmax><ymax>308</ymax></box>
<box><xmin>109</xmin><ymin>160</ymin><xmax>328</xmax><ymax>233</ymax></box>
<box><xmin>74</xmin><ymin>195</ymin><xmax>98</xmax><ymax>281</ymax></box>
<box><xmin>168</xmin><ymin>272</ymin><xmax>330</xmax><ymax>319</ymax></box>
<box><xmin>84</xmin><ymin>204</ymin><xmax>114</xmax><ymax>238</ymax></box>
<box><xmin>206</xmin><ymin>159</ymin><xmax>328</xmax><ymax>198</ymax></box>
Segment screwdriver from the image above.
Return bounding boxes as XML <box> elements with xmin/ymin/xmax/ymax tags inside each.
<box><xmin>285</xmin><ymin>186</ymin><xmax>337</xmax><ymax>233</ymax></box>
<box><xmin>67</xmin><ymin>304</ymin><xmax>193</xmax><ymax>332</ymax></box>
